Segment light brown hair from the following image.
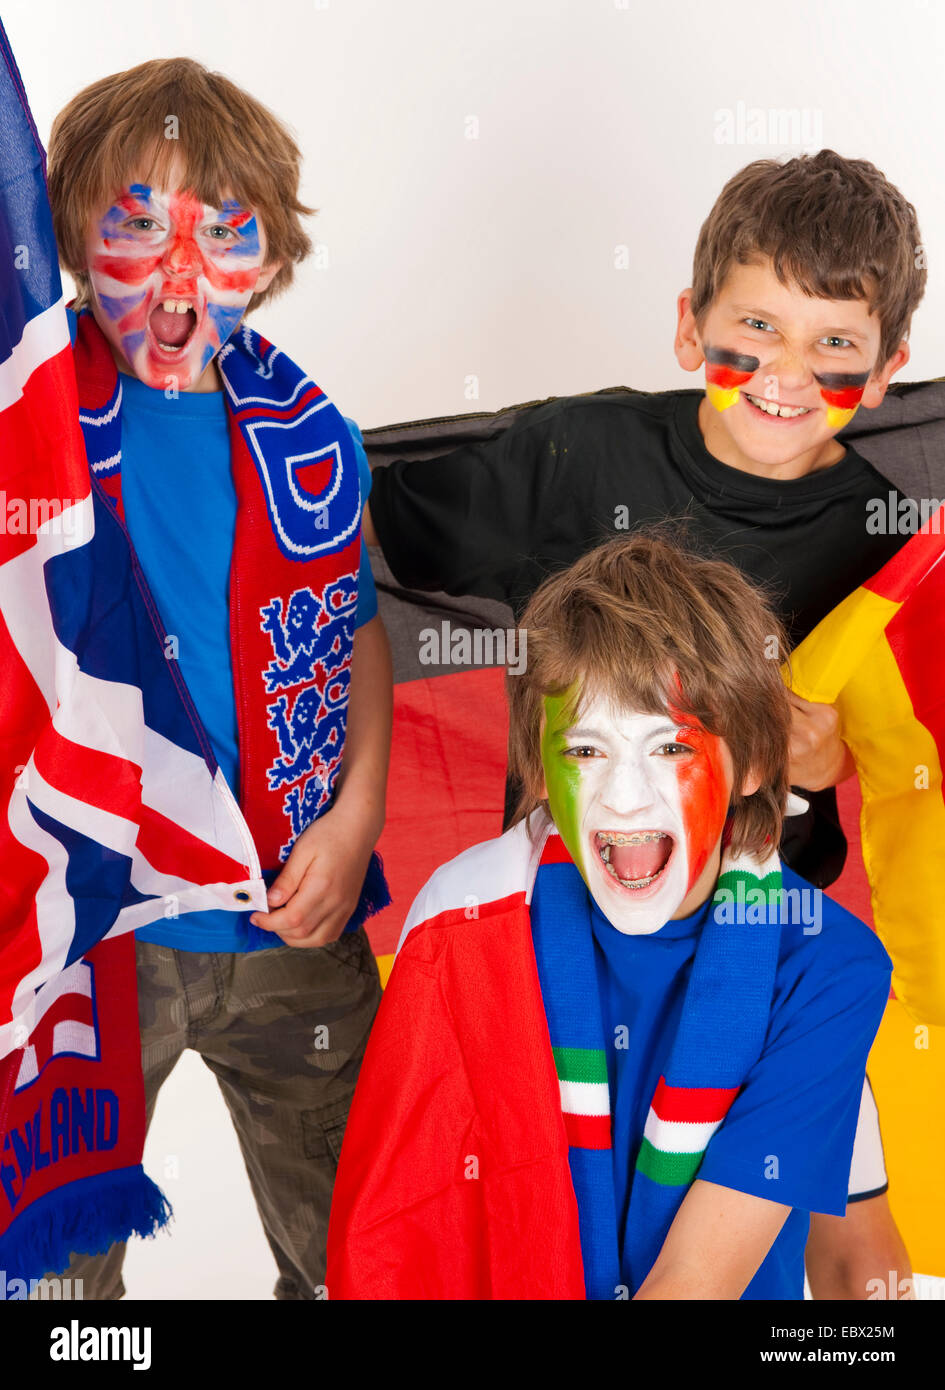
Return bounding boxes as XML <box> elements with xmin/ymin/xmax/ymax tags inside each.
<box><xmin>691</xmin><ymin>149</ymin><xmax>925</xmax><ymax>365</ymax></box>
<box><xmin>507</xmin><ymin>531</ymin><xmax>792</xmax><ymax>859</ymax></box>
<box><xmin>47</xmin><ymin>57</ymin><xmax>313</xmax><ymax>312</ymax></box>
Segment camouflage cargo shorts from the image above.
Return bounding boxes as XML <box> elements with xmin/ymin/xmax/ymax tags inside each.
<box><xmin>61</xmin><ymin>930</ymin><xmax>382</xmax><ymax>1300</ymax></box>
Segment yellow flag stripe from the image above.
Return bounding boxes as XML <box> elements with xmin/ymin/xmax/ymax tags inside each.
<box><xmin>837</xmin><ymin>634</ymin><xmax>945</xmax><ymax>1024</ymax></box>
<box><xmin>787</xmin><ymin>586</ymin><xmax>900</xmax><ymax>704</ymax></box>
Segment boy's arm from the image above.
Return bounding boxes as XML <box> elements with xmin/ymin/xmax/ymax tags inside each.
<box><xmin>364</xmin><ymin>406</ymin><xmax>565</xmax><ymax>604</ymax></box>
<box><xmin>250</xmin><ymin>613</ymin><xmax>392</xmax><ymax>947</ymax></box>
<box><xmin>634</xmin><ymin>1181</ymin><xmax>790</xmax><ymax>1300</ymax></box>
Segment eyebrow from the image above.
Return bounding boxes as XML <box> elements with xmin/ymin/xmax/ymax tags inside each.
<box><xmin>565</xmin><ymin>722</ymin><xmax>680</xmax><ymax>741</ymax></box>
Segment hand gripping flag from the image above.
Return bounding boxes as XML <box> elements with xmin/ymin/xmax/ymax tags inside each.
<box><xmin>0</xmin><ymin>23</ymin><xmax>266</xmax><ymax>1281</ymax></box>
<box><xmin>788</xmin><ymin>507</ymin><xmax>945</xmax><ymax>1025</ymax></box>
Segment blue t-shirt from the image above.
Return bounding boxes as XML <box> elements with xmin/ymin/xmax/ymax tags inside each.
<box><xmin>591</xmin><ymin>866</ymin><xmax>891</xmax><ymax>1299</ymax></box>
<box><xmin>107</xmin><ymin>369</ymin><xmax>377</xmax><ymax>952</ymax></box>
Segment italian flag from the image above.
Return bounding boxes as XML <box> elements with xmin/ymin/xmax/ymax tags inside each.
<box><xmin>636</xmin><ymin>1077</ymin><xmax>740</xmax><ymax>1186</ymax></box>
<box><xmin>553</xmin><ymin>1046</ymin><xmax>611</xmax><ymax>1150</ymax></box>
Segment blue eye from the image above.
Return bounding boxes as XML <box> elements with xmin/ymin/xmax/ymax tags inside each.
<box><xmin>126</xmin><ymin>217</ymin><xmax>157</xmax><ymax>232</ymax></box>
<box><xmin>206</xmin><ymin>224</ymin><xmax>236</xmax><ymax>240</ymax></box>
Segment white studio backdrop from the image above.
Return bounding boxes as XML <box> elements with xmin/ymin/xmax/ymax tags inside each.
<box><xmin>3</xmin><ymin>0</ymin><xmax>943</xmax><ymax>1298</ymax></box>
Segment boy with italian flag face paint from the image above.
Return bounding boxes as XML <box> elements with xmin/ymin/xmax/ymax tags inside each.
<box><xmin>327</xmin><ymin>535</ymin><xmax>893</xmax><ymax>1301</ymax></box>
<box><xmin>541</xmin><ymin>688</ymin><xmax>756</xmax><ymax>936</ymax></box>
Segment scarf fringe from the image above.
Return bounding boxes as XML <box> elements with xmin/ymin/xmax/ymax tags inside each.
<box><xmin>0</xmin><ymin>1164</ymin><xmax>172</xmax><ymax>1283</ymax></box>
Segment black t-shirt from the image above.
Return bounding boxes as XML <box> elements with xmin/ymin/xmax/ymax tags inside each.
<box><xmin>370</xmin><ymin>388</ymin><xmax>909</xmax><ymax>882</ymax></box>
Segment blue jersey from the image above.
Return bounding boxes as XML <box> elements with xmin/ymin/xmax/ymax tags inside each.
<box><xmin>106</xmin><ymin>367</ymin><xmax>376</xmax><ymax>952</ymax></box>
<box><xmin>591</xmin><ymin>866</ymin><xmax>891</xmax><ymax>1299</ymax></box>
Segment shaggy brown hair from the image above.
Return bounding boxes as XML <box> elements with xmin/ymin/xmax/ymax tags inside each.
<box><xmin>47</xmin><ymin>57</ymin><xmax>313</xmax><ymax>312</ymax></box>
<box><xmin>690</xmin><ymin>149</ymin><xmax>926</xmax><ymax>365</ymax></box>
<box><xmin>507</xmin><ymin>532</ymin><xmax>792</xmax><ymax>859</ymax></box>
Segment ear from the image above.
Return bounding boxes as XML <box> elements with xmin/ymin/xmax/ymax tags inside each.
<box><xmin>739</xmin><ymin>766</ymin><xmax>764</xmax><ymax>799</ymax></box>
<box><xmin>674</xmin><ymin>289</ymin><xmax>705</xmax><ymax>373</ymax></box>
<box><xmin>862</xmin><ymin>340</ymin><xmax>910</xmax><ymax>409</ymax></box>
<box><xmin>253</xmin><ymin>259</ymin><xmax>284</xmax><ymax>296</ymax></box>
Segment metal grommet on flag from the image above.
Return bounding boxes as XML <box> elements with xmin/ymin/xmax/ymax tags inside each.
<box><xmin>233</xmin><ymin>889</ymin><xmax>252</xmax><ymax>903</ymax></box>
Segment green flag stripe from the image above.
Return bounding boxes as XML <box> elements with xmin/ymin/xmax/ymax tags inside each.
<box><xmin>636</xmin><ymin>1137</ymin><xmax>704</xmax><ymax>1187</ymax></box>
<box><xmin>551</xmin><ymin>1046</ymin><xmax>608</xmax><ymax>1084</ymax></box>
<box><xmin>714</xmin><ymin>870</ymin><xmax>782</xmax><ymax>895</ymax></box>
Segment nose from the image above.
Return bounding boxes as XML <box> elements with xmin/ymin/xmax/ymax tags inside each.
<box><xmin>770</xmin><ymin>342</ymin><xmax>814</xmax><ymax>394</ymax></box>
<box><xmin>162</xmin><ymin>230</ymin><xmax>202</xmax><ymax>281</ymax></box>
<box><xmin>600</xmin><ymin>756</ymin><xmax>656</xmax><ymax>819</ymax></box>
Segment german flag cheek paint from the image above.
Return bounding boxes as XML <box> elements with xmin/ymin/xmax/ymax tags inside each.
<box><xmin>814</xmin><ymin>370</ymin><xmax>870</xmax><ymax>430</ymax></box>
<box><xmin>703</xmin><ymin>345</ymin><xmax>760</xmax><ymax>413</ymax></box>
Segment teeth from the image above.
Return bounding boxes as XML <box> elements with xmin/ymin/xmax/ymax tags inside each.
<box><xmin>595</xmin><ymin>831</ymin><xmax>669</xmax><ymax>889</ymax></box>
<box><xmin>602</xmin><ymin>860</ymin><xmax>661</xmax><ymax>889</ymax></box>
<box><xmin>162</xmin><ymin>299</ymin><xmax>191</xmax><ymax>314</ymax></box>
<box><xmin>596</xmin><ymin>831</ymin><xmax>667</xmax><ymax>846</ymax></box>
<box><xmin>745</xmin><ymin>392</ymin><xmax>810</xmax><ymax>419</ymax></box>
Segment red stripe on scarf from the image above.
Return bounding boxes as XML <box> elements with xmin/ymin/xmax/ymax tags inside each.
<box><xmin>650</xmin><ymin>1075</ymin><xmax>740</xmax><ymax>1122</ymax></box>
<box><xmin>564</xmin><ymin>1111</ymin><xmax>611</xmax><ymax>1150</ymax></box>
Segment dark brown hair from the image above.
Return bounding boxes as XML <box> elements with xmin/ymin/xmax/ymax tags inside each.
<box><xmin>47</xmin><ymin>57</ymin><xmax>313</xmax><ymax>312</ymax></box>
<box><xmin>691</xmin><ymin>149</ymin><xmax>925</xmax><ymax>365</ymax></box>
<box><xmin>507</xmin><ymin>532</ymin><xmax>792</xmax><ymax>859</ymax></box>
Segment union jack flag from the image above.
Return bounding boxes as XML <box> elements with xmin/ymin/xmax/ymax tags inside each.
<box><xmin>0</xmin><ymin>23</ymin><xmax>265</xmax><ymax>1069</ymax></box>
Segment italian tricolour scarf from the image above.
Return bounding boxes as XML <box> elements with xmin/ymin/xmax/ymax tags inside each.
<box><xmin>328</xmin><ymin>817</ymin><xmax>781</xmax><ymax>1299</ymax></box>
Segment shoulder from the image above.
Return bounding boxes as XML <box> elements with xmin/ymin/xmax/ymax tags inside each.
<box><xmin>774</xmin><ymin>864</ymin><xmax>892</xmax><ymax>1001</ymax></box>
<box><xmin>396</xmin><ymin>818</ymin><xmax>548</xmax><ymax>955</ymax></box>
<box><xmin>521</xmin><ymin>387</ymin><xmax>685</xmax><ymax>438</ymax></box>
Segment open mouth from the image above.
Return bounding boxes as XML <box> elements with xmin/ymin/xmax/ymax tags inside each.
<box><xmin>148</xmin><ymin>298</ymin><xmax>198</xmax><ymax>355</ymax></box>
<box><xmin>744</xmin><ymin>391</ymin><xmax>812</xmax><ymax>421</ymax></box>
<box><xmin>595</xmin><ymin>830</ymin><xmax>673</xmax><ymax>891</ymax></box>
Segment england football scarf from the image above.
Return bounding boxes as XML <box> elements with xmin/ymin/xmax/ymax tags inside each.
<box><xmin>530</xmin><ymin>830</ymin><xmax>782</xmax><ymax>1299</ymax></box>
<box><xmin>73</xmin><ymin>310</ymin><xmax>389</xmax><ymax>924</ymax></box>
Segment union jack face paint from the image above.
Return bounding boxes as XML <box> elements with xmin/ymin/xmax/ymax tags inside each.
<box><xmin>86</xmin><ymin>183</ymin><xmax>270</xmax><ymax>390</ymax></box>
<box><xmin>541</xmin><ymin>690</ymin><xmax>732</xmax><ymax>935</ymax></box>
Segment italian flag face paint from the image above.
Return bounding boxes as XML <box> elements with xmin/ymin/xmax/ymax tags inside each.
<box><xmin>814</xmin><ymin>369</ymin><xmax>870</xmax><ymax>431</ymax></box>
<box><xmin>540</xmin><ymin>689</ymin><xmax>732</xmax><ymax>935</ymax></box>
<box><xmin>703</xmin><ymin>344</ymin><xmax>760</xmax><ymax>413</ymax></box>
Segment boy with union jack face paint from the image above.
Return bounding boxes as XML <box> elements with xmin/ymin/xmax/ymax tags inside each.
<box><xmin>45</xmin><ymin>57</ymin><xmax>393</xmax><ymax>1300</ymax></box>
<box><xmin>84</xmin><ymin>178</ymin><xmax>274</xmax><ymax>392</ymax></box>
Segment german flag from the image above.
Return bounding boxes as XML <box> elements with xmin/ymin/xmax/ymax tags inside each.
<box><xmin>788</xmin><ymin>506</ymin><xmax>945</xmax><ymax>1024</ymax></box>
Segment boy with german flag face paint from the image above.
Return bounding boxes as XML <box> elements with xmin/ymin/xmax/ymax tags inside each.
<box><xmin>327</xmin><ymin>535</ymin><xmax>892</xmax><ymax>1301</ymax></box>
